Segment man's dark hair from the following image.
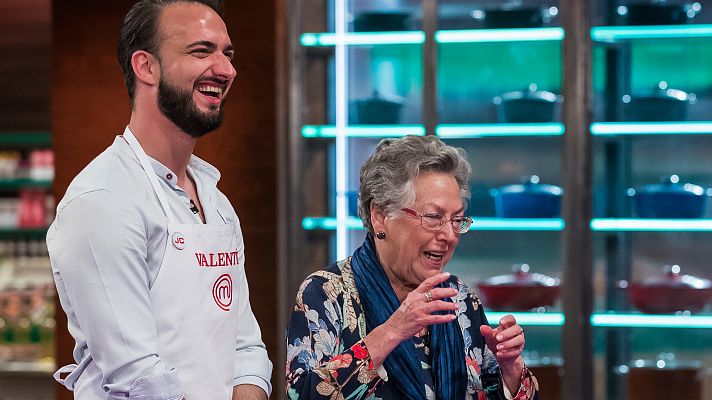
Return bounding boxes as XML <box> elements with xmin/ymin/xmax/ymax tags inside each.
<box><xmin>117</xmin><ymin>0</ymin><xmax>223</xmax><ymax>106</ymax></box>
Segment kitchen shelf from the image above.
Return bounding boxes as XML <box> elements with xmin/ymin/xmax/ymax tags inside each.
<box><xmin>0</xmin><ymin>178</ymin><xmax>52</xmax><ymax>190</ymax></box>
<box><xmin>592</xmin><ymin>24</ymin><xmax>712</xmax><ymax>42</ymax></box>
<box><xmin>591</xmin><ymin>218</ymin><xmax>712</xmax><ymax>232</ymax></box>
<box><xmin>437</xmin><ymin>123</ymin><xmax>564</xmax><ymax>138</ymax></box>
<box><xmin>302</xmin><ymin>125</ymin><xmax>425</xmax><ymax>138</ymax></box>
<box><xmin>0</xmin><ymin>132</ymin><xmax>52</xmax><ymax>147</ymax></box>
<box><xmin>485</xmin><ymin>311</ymin><xmax>564</xmax><ymax>327</ymax></box>
<box><xmin>300</xmin><ymin>27</ymin><xmax>564</xmax><ymax>47</ymax></box>
<box><xmin>591</xmin><ymin>313</ymin><xmax>712</xmax><ymax>329</ymax></box>
<box><xmin>436</xmin><ymin>27</ymin><xmax>564</xmax><ymax>43</ymax></box>
<box><xmin>485</xmin><ymin>312</ymin><xmax>712</xmax><ymax>328</ymax></box>
<box><xmin>591</xmin><ymin>122</ymin><xmax>712</xmax><ymax>136</ymax></box>
<box><xmin>0</xmin><ymin>227</ymin><xmax>49</xmax><ymax>239</ymax></box>
<box><xmin>300</xmin><ymin>31</ymin><xmax>424</xmax><ymax>46</ymax></box>
<box><xmin>303</xmin><ymin>217</ymin><xmax>564</xmax><ymax>231</ymax></box>
<box><xmin>0</xmin><ymin>360</ymin><xmax>54</xmax><ymax>377</ymax></box>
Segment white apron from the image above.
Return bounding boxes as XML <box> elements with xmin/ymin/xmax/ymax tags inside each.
<box><xmin>55</xmin><ymin>130</ymin><xmax>240</xmax><ymax>399</ymax></box>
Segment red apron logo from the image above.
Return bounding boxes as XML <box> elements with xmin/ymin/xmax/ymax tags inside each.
<box><xmin>212</xmin><ymin>274</ymin><xmax>233</xmax><ymax>311</ymax></box>
<box><xmin>172</xmin><ymin>232</ymin><xmax>185</xmax><ymax>250</ymax></box>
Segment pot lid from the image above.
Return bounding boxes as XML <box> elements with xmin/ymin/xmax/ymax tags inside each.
<box><xmin>479</xmin><ymin>263</ymin><xmax>560</xmax><ymax>287</ymax></box>
<box><xmin>617</xmin><ymin>353</ymin><xmax>703</xmax><ymax>371</ymax></box>
<box><xmin>631</xmin><ymin>265</ymin><xmax>712</xmax><ymax>289</ymax></box>
<box><xmin>358</xmin><ymin>90</ymin><xmax>404</xmax><ymax>106</ymax></box>
<box><xmin>623</xmin><ymin>81</ymin><xmax>693</xmax><ymax>103</ymax></box>
<box><xmin>493</xmin><ymin>175</ymin><xmax>563</xmax><ymax>196</ymax></box>
<box><xmin>495</xmin><ymin>84</ymin><xmax>558</xmax><ymax>104</ymax></box>
<box><xmin>628</xmin><ymin>175</ymin><xmax>706</xmax><ymax>196</ymax></box>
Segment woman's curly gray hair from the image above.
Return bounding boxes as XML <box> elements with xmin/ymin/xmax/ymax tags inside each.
<box><xmin>358</xmin><ymin>135</ymin><xmax>472</xmax><ymax>234</ymax></box>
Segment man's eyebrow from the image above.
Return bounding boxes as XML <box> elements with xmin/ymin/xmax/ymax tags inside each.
<box><xmin>187</xmin><ymin>40</ymin><xmax>235</xmax><ymax>52</ymax></box>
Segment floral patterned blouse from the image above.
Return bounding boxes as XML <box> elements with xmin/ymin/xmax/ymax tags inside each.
<box><xmin>285</xmin><ymin>258</ymin><xmax>539</xmax><ymax>400</ymax></box>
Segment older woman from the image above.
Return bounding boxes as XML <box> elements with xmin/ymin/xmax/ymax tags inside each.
<box><xmin>286</xmin><ymin>135</ymin><xmax>538</xmax><ymax>399</ymax></box>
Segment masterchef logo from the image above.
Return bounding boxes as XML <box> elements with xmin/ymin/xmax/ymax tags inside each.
<box><xmin>213</xmin><ymin>274</ymin><xmax>233</xmax><ymax>311</ymax></box>
<box><xmin>195</xmin><ymin>251</ymin><xmax>239</xmax><ymax>268</ymax></box>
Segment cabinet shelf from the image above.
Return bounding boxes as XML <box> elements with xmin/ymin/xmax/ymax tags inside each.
<box><xmin>592</xmin><ymin>24</ymin><xmax>712</xmax><ymax>42</ymax></box>
<box><xmin>591</xmin><ymin>218</ymin><xmax>712</xmax><ymax>232</ymax></box>
<box><xmin>300</xmin><ymin>27</ymin><xmax>564</xmax><ymax>47</ymax></box>
<box><xmin>302</xmin><ymin>125</ymin><xmax>424</xmax><ymax>138</ymax></box>
<box><xmin>485</xmin><ymin>312</ymin><xmax>712</xmax><ymax>328</ymax></box>
<box><xmin>300</xmin><ymin>31</ymin><xmax>424</xmax><ymax>46</ymax></box>
<box><xmin>591</xmin><ymin>121</ymin><xmax>712</xmax><ymax>136</ymax></box>
<box><xmin>303</xmin><ymin>217</ymin><xmax>564</xmax><ymax>231</ymax></box>
<box><xmin>0</xmin><ymin>132</ymin><xmax>51</xmax><ymax>147</ymax></box>
<box><xmin>301</xmin><ymin>123</ymin><xmax>564</xmax><ymax>139</ymax></box>
<box><xmin>591</xmin><ymin>313</ymin><xmax>712</xmax><ymax>329</ymax></box>
<box><xmin>436</xmin><ymin>27</ymin><xmax>564</xmax><ymax>43</ymax></box>
<box><xmin>0</xmin><ymin>178</ymin><xmax>52</xmax><ymax>190</ymax></box>
<box><xmin>0</xmin><ymin>227</ymin><xmax>49</xmax><ymax>239</ymax></box>
<box><xmin>437</xmin><ymin>123</ymin><xmax>564</xmax><ymax>138</ymax></box>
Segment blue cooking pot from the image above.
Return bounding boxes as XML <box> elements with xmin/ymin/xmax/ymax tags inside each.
<box><xmin>490</xmin><ymin>176</ymin><xmax>563</xmax><ymax>218</ymax></box>
<box><xmin>628</xmin><ymin>175</ymin><xmax>708</xmax><ymax>219</ymax></box>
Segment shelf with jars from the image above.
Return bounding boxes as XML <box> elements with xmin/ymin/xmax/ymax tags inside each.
<box><xmin>0</xmin><ymin>132</ymin><xmax>54</xmax><ymax>374</ymax></box>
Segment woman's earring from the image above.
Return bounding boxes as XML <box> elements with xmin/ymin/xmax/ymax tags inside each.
<box><xmin>376</xmin><ymin>231</ymin><xmax>386</xmax><ymax>240</ymax></box>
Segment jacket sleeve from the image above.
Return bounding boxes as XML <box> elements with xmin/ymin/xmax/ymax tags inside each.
<box><xmin>48</xmin><ymin>189</ymin><xmax>184</xmax><ymax>399</ymax></box>
<box><xmin>285</xmin><ymin>275</ymin><xmax>383</xmax><ymax>399</ymax></box>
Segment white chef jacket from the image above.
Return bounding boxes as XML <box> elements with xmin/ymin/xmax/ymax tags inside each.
<box><xmin>47</xmin><ymin>131</ymin><xmax>272</xmax><ymax>399</ymax></box>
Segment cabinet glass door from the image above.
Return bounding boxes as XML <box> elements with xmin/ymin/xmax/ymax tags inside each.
<box><xmin>591</xmin><ymin>1</ymin><xmax>712</xmax><ymax>399</ymax></box>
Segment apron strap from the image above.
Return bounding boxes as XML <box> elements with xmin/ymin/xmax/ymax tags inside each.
<box><xmin>122</xmin><ymin>127</ymin><xmax>176</xmax><ymax>222</ymax></box>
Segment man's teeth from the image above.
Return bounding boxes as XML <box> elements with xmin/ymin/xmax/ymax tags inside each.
<box><xmin>424</xmin><ymin>251</ymin><xmax>443</xmax><ymax>261</ymax></box>
<box><xmin>198</xmin><ymin>86</ymin><xmax>222</xmax><ymax>95</ymax></box>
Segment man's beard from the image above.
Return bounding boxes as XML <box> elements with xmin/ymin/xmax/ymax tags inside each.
<box><xmin>157</xmin><ymin>76</ymin><xmax>225</xmax><ymax>138</ymax></box>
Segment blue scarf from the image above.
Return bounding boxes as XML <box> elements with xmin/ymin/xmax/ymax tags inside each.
<box><xmin>350</xmin><ymin>235</ymin><xmax>467</xmax><ymax>400</ymax></box>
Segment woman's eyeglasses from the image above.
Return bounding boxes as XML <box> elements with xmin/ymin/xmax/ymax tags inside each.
<box><xmin>401</xmin><ymin>208</ymin><xmax>473</xmax><ymax>234</ymax></box>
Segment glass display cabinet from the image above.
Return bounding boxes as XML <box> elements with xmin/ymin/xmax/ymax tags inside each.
<box><xmin>283</xmin><ymin>1</ymin><xmax>712</xmax><ymax>399</ymax></box>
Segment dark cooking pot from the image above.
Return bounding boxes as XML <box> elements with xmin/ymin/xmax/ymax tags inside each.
<box><xmin>351</xmin><ymin>90</ymin><xmax>404</xmax><ymax>124</ymax></box>
<box><xmin>354</xmin><ymin>11</ymin><xmax>411</xmax><ymax>32</ymax></box>
<box><xmin>491</xmin><ymin>175</ymin><xmax>562</xmax><ymax>218</ymax></box>
<box><xmin>628</xmin><ymin>175</ymin><xmax>707</xmax><ymax>219</ymax></box>
<box><xmin>616</xmin><ymin>354</ymin><xmax>703</xmax><ymax>400</ymax></box>
<box><xmin>477</xmin><ymin>264</ymin><xmax>560</xmax><ymax>311</ymax></box>
<box><xmin>622</xmin><ymin>2</ymin><xmax>701</xmax><ymax>26</ymax></box>
<box><xmin>620</xmin><ymin>265</ymin><xmax>712</xmax><ymax>314</ymax></box>
<box><xmin>623</xmin><ymin>82</ymin><xmax>692</xmax><ymax>121</ymax></box>
<box><xmin>494</xmin><ymin>84</ymin><xmax>560</xmax><ymax>123</ymax></box>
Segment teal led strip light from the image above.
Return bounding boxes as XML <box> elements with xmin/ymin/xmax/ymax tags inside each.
<box><xmin>485</xmin><ymin>312</ymin><xmax>564</xmax><ymax>327</ymax></box>
<box><xmin>438</xmin><ymin>123</ymin><xmax>564</xmax><ymax>138</ymax></box>
<box><xmin>301</xmin><ymin>31</ymin><xmax>425</xmax><ymax>46</ymax></box>
<box><xmin>484</xmin><ymin>312</ymin><xmax>712</xmax><ymax>328</ymax></box>
<box><xmin>591</xmin><ymin>313</ymin><xmax>712</xmax><ymax>328</ymax></box>
<box><xmin>592</xmin><ymin>24</ymin><xmax>712</xmax><ymax>41</ymax></box>
<box><xmin>591</xmin><ymin>122</ymin><xmax>712</xmax><ymax>136</ymax></box>
<box><xmin>302</xmin><ymin>217</ymin><xmax>564</xmax><ymax>231</ymax></box>
<box><xmin>437</xmin><ymin>27</ymin><xmax>564</xmax><ymax>43</ymax></box>
<box><xmin>591</xmin><ymin>218</ymin><xmax>712</xmax><ymax>232</ymax></box>
<box><xmin>302</xmin><ymin>125</ymin><xmax>425</xmax><ymax>138</ymax></box>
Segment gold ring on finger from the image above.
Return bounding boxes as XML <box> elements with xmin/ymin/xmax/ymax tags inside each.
<box><xmin>423</xmin><ymin>291</ymin><xmax>433</xmax><ymax>302</ymax></box>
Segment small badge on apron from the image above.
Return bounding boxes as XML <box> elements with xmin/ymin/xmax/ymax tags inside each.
<box><xmin>172</xmin><ymin>232</ymin><xmax>186</xmax><ymax>250</ymax></box>
<box><xmin>212</xmin><ymin>274</ymin><xmax>233</xmax><ymax>311</ymax></box>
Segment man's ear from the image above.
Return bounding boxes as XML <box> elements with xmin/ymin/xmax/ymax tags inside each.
<box><xmin>130</xmin><ymin>50</ymin><xmax>160</xmax><ymax>87</ymax></box>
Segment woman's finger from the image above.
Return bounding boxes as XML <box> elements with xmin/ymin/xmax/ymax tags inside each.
<box><xmin>416</xmin><ymin>272</ymin><xmax>451</xmax><ymax>293</ymax></box>
<box><xmin>423</xmin><ymin>299</ymin><xmax>459</xmax><ymax>313</ymax></box>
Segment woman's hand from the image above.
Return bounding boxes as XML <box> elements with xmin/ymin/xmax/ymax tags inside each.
<box><xmin>363</xmin><ymin>272</ymin><xmax>459</xmax><ymax>369</ymax></box>
<box><xmin>384</xmin><ymin>272</ymin><xmax>459</xmax><ymax>341</ymax></box>
<box><xmin>480</xmin><ymin>314</ymin><xmax>526</xmax><ymax>394</ymax></box>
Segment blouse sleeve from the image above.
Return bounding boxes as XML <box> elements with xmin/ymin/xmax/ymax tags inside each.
<box><xmin>461</xmin><ymin>283</ymin><xmax>539</xmax><ymax>400</ymax></box>
<box><xmin>285</xmin><ymin>275</ymin><xmax>383</xmax><ymax>400</ymax></box>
